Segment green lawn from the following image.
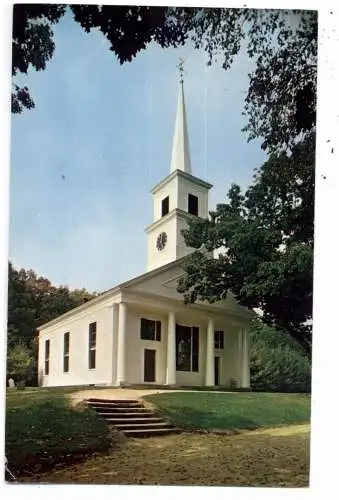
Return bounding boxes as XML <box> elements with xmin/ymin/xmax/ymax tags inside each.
<box><xmin>145</xmin><ymin>391</ymin><xmax>311</xmax><ymax>431</ymax></box>
<box><xmin>5</xmin><ymin>387</ymin><xmax>311</xmax><ymax>478</ymax></box>
<box><xmin>5</xmin><ymin>387</ymin><xmax>111</xmax><ymax>476</ymax></box>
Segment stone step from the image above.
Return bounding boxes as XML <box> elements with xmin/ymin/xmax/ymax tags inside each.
<box><xmin>123</xmin><ymin>427</ymin><xmax>181</xmax><ymax>438</ymax></box>
<box><xmin>88</xmin><ymin>405</ymin><xmax>145</xmax><ymax>415</ymax></box>
<box><xmin>86</xmin><ymin>399</ymin><xmax>181</xmax><ymax>439</ymax></box>
<box><xmin>104</xmin><ymin>417</ymin><xmax>164</xmax><ymax>425</ymax></box>
<box><xmin>89</xmin><ymin>401</ymin><xmax>146</xmax><ymax>408</ymax></box>
<box><xmin>87</xmin><ymin>401</ymin><xmax>143</xmax><ymax>409</ymax></box>
<box><xmin>114</xmin><ymin>422</ymin><xmax>174</xmax><ymax>431</ymax></box>
<box><xmin>87</xmin><ymin>398</ymin><xmax>140</xmax><ymax>405</ymax></box>
<box><xmin>91</xmin><ymin>406</ymin><xmax>153</xmax><ymax>414</ymax></box>
<box><xmin>98</xmin><ymin>411</ymin><xmax>155</xmax><ymax>420</ymax></box>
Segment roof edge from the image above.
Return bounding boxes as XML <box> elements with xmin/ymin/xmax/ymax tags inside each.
<box><xmin>37</xmin><ymin>256</ymin><xmax>190</xmax><ymax>331</ymax></box>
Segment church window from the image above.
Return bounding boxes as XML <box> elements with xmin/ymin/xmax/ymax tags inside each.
<box><xmin>176</xmin><ymin>325</ymin><xmax>199</xmax><ymax>372</ymax></box>
<box><xmin>140</xmin><ymin>318</ymin><xmax>161</xmax><ymax>341</ymax></box>
<box><xmin>188</xmin><ymin>194</ymin><xmax>198</xmax><ymax>216</ymax></box>
<box><xmin>88</xmin><ymin>322</ymin><xmax>96</xmax><ymax>369</ymax></box>
<box><xmin>161</xmin><ymin>196</ymin><xmax>169</xmax><ymax>216</ymax></box>
<box><xmin>63</xmin><ymin>332</ymin><xmax>70</xmax><ymax>373</ymax></box>
<box><xmin>214</xmin><ymin>331</ymin><xmax>224</xmax><ymax>349</ymax></box>
<box><xmin>45</xmin><ymin>339</ymin><xmax>50</xmax><ymax>375</ymax></box>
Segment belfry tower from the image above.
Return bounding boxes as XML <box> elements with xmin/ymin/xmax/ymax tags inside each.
<box><xmin>145</xmin><ymin>61</ymin><xmax>213</xmax><ymax>271</ymax></box>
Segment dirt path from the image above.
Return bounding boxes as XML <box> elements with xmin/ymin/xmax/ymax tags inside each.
<box><xmin>69</xmin><ymin>387</ymin><xmax>233</xmax><ymax>406</ymax></box>
<box><xmin>21</xmin><ymin>424</ymin><xmax>310</xmax><ymax>487</ymax></box>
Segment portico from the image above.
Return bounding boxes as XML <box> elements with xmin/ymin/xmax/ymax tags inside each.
<box><xmin>111</xmin><ymin>289</ymin><xmax>252</xmax><ymax>389</ymax></box>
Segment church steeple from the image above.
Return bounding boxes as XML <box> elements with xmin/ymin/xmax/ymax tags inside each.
<box><xmin>170</xmin><ymin>61</ymin><xmax>192</xmax><ymax>174</ymax></box>
<box><xmin>145</xmin><ymin>62</ymin><xmax>213</xmax><ymax>272</ymax></box>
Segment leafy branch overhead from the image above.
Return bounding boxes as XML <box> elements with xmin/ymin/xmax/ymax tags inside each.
<box><xmin>12</xmin><ymin>5</ymin><xmax>316</xmax><ymax>153</ymax></box>
<box><xmin>12</xmin><ymin>4</ymin><xmax>66</xmax><ymax>113</ymax></box>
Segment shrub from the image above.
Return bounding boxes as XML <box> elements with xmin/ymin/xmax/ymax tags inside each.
<box><xmin>6</xmin><ymin>342</ymin><xmax>36</xmax><ymax>385</ymax></box>
<box><xmin>250</xmin><ymin>321</ymin><xmax>311</xmax><ymax>393</ymax></box>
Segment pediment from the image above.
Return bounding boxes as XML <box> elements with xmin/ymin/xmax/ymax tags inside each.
<box><xmin>125</xmin><ymin>262</ymin><xmax>250</xmax><ymax>316</ymax></box>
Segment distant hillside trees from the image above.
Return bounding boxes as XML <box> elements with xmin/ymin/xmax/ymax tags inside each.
<box><xmin>6</xmin><ymin>262</ymin><xmax>97</xmax><ymax>385</ymax></box>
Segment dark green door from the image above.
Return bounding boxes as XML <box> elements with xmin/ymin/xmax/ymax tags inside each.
<box><xmin>214</xmin><ymin>356</ymin><xmax>220</xmax><ymax>386</ymax></box>
<box><xmin>144</xmin><ymin>349</ymin><xmax>156</xmax><ymax>383</ymax></box>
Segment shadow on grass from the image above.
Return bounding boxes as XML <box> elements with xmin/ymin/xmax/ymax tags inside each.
<box><xmin>5</xmin><ymin>398</ymin><xmax>113</xmax><ymax>478</ymax></box>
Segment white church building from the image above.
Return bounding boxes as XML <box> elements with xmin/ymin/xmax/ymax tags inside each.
<box><xmin>37</xmin><ymin>77</ymin><xmax>254</xmax><ymax>389</ymax></box>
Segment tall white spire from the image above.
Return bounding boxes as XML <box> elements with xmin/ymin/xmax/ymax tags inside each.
<box><xmin>170</xmin><ymin>65</ymin><xmax>192</xmax><ymax>174</ymax></box>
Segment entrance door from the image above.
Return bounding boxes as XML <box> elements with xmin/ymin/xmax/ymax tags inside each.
<box><xmin>214</xmin><ymin>356</ymin><xmax>220</xmax><ymax>386</ymax></box>
<box><xmin>144</xmin><ymin>349</ymin><xmax>156</xmax><ymax>383</ymax></box>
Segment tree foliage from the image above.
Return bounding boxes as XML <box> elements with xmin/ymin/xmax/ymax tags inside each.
<box><xmin>178</xmin><ymin>133</ymin><xmax>315</xmax><ymax>356</ymax></box>
<box><xmin>12</xmin><ymin>4</ymin><xmax>185</xmax><ymax>114</ymax></box>
<box><xmin>250</xmin><ymin>320</ymin><xmax>311</xmax><ymax>393</ymax></box>
<box><xmin>7</xmin><ymin>342</ymin><xmax>36</xmax><ymax>384</ymax></box>
<box><xmin>12</xmin><ymin>3</ymin><xmax>66</xmax><ymax>113</ymax></box>
<box><xmin>7</xmin><ymin>263</ymin><xmax>97</xmax><ymax>385</ymax></box>
<box><xmin>12</xmin><ymin>6</ymin><xmax>316</xmax><ymax>153</ymax></box>
<box><xmin>7</xmin><ymin>261</ymin><xmax>97</xmax><ymax>381</ymax></box>
<box><xmin>169</xmin><ymin>8</ymin><xmax>317</xmax><ymax>152</ymax></box>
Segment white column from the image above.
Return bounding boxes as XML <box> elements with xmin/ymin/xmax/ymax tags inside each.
<box><xmin>116</xmin><ymin>302</ymin><xmax>127</xmax><ymax>386</ymax></box>
<box><xmin>166</xmin><ymin>311</ymin><xmax>176</xmax><ymax>385</ymax></box>
<box><xmin>240</xmin><ymin>330</ymin><xmax>250</xmax><ymax>388</ymax></box>
<box><xmin>111</xmin><ymin>303</ymin><xmax>118</xmax><ymax>384</ymax></box>
<box><xmin>205</xmin><ymin>318</ymin><xmax>214</xmax><ymax>386</ymax></box>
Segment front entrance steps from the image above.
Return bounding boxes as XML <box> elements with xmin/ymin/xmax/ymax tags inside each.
<box><xmin>86</xmin><ymin>397</ymin><xmax>180</xmax><ymax>438</ymax></box>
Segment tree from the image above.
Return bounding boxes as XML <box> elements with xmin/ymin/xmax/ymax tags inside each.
<box><xmin>12</xmin><ymin>6</ymin><xmax>316</xmax><ymax>153</ymax></box>
<box><xmin>7</xmin><ymin>262</ymin><xmax>97</xmax><ymax>358</ymax></box>
<box><xmin>7</xmin><ymin>342</ymin><xmax>36</xmax><ymax>384</ymax></box>
<box><xmin>7</xmin><ymin>261</ymin><xmax>98</xmax><ymax>384</ymax></box>
<box><xmin>169</xmin><ymin>8</ymin><xmax>317</xmax><ymax>153</ymax></box>
<box><xmin>12</xmin><ymin>4</ymin><xmax>185</xmax><ymax>114</ymax></box>
<box><xmin>177</xmin><ymin>133</ymin><xmax>315</xmax><ymax>357</ymax></box>
<box><xmin>249</xmin><ymin>320</ymin><xmax>311</xmax><ymax>393</ymax></box>
<box><xmin>7</xmin><ymin>262</ymin><xmax>37</xmax><ymax>347</ymax></box>
<box><xmin>12</xmin><ymin>4</ymin><xmax>66</xmax><ymax>113</ymax></box>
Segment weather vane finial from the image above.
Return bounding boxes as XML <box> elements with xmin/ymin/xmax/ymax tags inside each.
<box><xmin>177</xmin><ymin>58</ymin><xmax>186</xmax><ymax>84</ymax></box>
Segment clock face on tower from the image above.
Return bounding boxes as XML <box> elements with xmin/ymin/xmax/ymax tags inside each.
<box><xmin>156</xmin><ymin>232</ymin><xmax>167</xmax><ymax>251</ymax></box>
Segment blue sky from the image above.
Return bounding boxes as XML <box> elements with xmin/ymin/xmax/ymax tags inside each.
<box><xmin>10</xmin><ymin>8</ymin><xmax>267</xmax><ymax>293</ymax></box>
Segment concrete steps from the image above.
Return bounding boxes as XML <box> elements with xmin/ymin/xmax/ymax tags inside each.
<box><xmin>86</xmin><ymin>397</ymin><xmax>180</xmax><ymax>438</ymax></box>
